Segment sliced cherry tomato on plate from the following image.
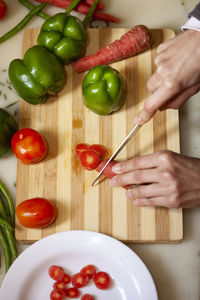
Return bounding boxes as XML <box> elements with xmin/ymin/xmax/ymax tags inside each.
<box><xmin>49</xmin><ymin>265</ymin><xmax>65</xmax><ymax>281</ymax></box>
<box><xmin>75</xmin><ymin>143</ymin><xmax>90</xmax><ymax>159</ymax></box>
<box><xmin>93</xmin><ymin>271</ymin><xmax>111</xmax><ymax>290</ymax></box>
<box><xmin>79</xmin><ymin>150</ymin><xmax>100</xmax><ymax>170</ymax></box>
<box><xmin>90</xmin><ymin>144</ymin><xmax>108</xmax><ymax>159</ymax></box>
<box><xmin>53</xmin><ymin>280</ymin><xmax>67</xmax><ymax>292</ymax></box>
<box><xmin>65</xmin><ymin>287</ymin><xmax>80</xmax><ymax>298</ymax></box>
<box><xmin>80</xmin><ymin>265</ymin><xmax>96</xmax><ymax>279</ymax></box>
<box><xmin>72</xmin><ymin>272</ymin><xmax>89</xmax><ymax>288</ymax></box>
<box><xmin>16</xmin><ymin>197</ymin><xmax>57</xmax><ymax>228</ymax></box>
<box><xmin>62</xmin><ymin>273</ymin><xmax>71</xmax><ymax>284</ymax></box>
<box><xmin>11</xmin><ymin>128</ymin><xmax>48</xmax><ymax>164</ymax></box>
<box><xmin>50</xmin><ymin>289</ymin><xmax>65</xmax><ymax>300</ymax></box>
<box><xmin>81</xmin><ymin>294</ymin><xmax>94</xmax><ymax>300</ymax></box>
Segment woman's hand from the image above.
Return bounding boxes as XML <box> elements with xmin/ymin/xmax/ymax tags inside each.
<box><xmin>135</xmin><ymin>29</ymin><xmax>200</xmax><ymax>124</ymax></box>
<box><xmin>110</xmin><ymin>150</ymin><xmax>200</xmax><ymax>208</ymax></box>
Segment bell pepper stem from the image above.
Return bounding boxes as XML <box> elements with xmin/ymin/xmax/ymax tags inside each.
<box><xmin>0</xmin><ymin>2</ymin><xmax>47</xmax><ymax>44</ymax></box>
<box><xmin>82</xmin><ymin>0</ymin><xmax>99</xmax><ymax>27</ymax></box>
<box><xmin>19</xmin><ymin>0</ymin><xmax>50</xmax><ymax>20</ymax></box>
<box><xmin>65</xmin><ymin>0</ymin><xmax>82</xmax><ymax>14</ymax></box>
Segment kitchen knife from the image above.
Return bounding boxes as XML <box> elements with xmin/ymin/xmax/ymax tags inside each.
<box><xmin>91</xmin><ymin>123</ymin><xmax>142</xmax><ymax>186</ymax></box>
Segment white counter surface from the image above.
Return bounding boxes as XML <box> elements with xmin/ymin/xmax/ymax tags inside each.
<box><xmin>0</xmin><ymin>1</ymin><xmax>200</xmax><ymax>299</ymax></box>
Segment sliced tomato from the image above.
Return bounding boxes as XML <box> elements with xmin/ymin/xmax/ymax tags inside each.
<box><xmin>81</xmin><ymin>294</ymin><xmax>94</xmax><ymax>300</ymax></box>
<box><xmin>80</xmin><ymin>265</ymin><xmax>96</xmax><ymax>279</ymax></box>
<box><xmin>53</xmin><ymin>280</ymin><xmax>67</xmax><ymax>292</ymax></box>
<box><xmin>72</xmin><ymin>272</ymin><xmax>89</xmax><ymax>288</ymax></box>
<box><xmin>90</xmin><ymin>144</ymin><xmax>108</xmax><ymax>159</ymax></box>
<box><xmin>93</xmin><ymin>271</ymin><xmax>111</xmax><ymax>290</ymax></box>
<box><xmin>65</xmin><ymin>287</ymin><xmax>80</xmax><ymax>298</ymax></box>
<box><xmin>96</xmin><ymin>159</ymin><xmax>117</xmax><ymax>178</ymax></box>
<box><xmin>49</xmin><ymin>265</ymin><xmax>65</xmax><ymax>281</ymax></box>
<box><xmin>79</xmin><ymin>150</ymin><xmax>100</xmax><ymax>170</ymax></box>
<box><xmin>75</xmin><ymin>143</ymin><xmax>90</xmax><ymax>159</ymax></box>
<box><xmin>62</xmin><ymin>273</ymin><xmax>71</xmax><ymax>284</ymax></box>
<box><xmin>50</xmin><ymin>289</ymin><xmax>65</xmax><ymax>300</ymax></box>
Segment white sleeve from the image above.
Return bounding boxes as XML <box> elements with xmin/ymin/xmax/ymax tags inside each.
<box><xmin>181</xmin><ymin>16</ymin><xmax>200</xmax><ymax>32</ymax></box>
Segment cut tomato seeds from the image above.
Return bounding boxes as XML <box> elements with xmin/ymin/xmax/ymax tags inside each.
<box><xmin>49</xmin><ymin>265</ymin><xmax>65</xmax><ymax>281</ymax></box>
<box><xmin>72</xmin><ymin>272</ymin><xmax>90</xmax><ymax>288</ymax></box>
<box><xmin>93</xmin><ymin>271</ymin><xmax>111</xmax><ymax>289</ymax></box>
<box><xmin>53</xmin><ymin>281</ymin><xmax>67</xmax><ymax>292</ymax></box>
<box><xmin>65</xmin><ymin>287</ymin><xmax>80</xmax><ymax>298</ymax></box>
<box><xmin>75</xmin><ymin>143</ymin><xmax>90</xmax><ymax>159</ymax></box>
<box><xmin>62</xmin><ymin>273</ymin><xmax>71</xmax><ymax>284</ymax></box>
<box><xmin>80</xmin><ymin>265</ymin><xmax>96</xmax><ymax>279</ymax></box>
<box><xmin>79</xmin><ymin>150</ymin><xmax>100</xmax><ymax>170</ymax></box>
<box><xmin>81</xmin><ymin>294</ymin><xmax>94</xmax><ymax>300</ymax></box>
<box><xmin>50</xmin><ymin>289</ymin><xmax>65</xmax><ymax>300</ymax></box>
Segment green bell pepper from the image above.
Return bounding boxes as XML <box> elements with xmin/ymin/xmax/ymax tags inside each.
<box><xmin>37</xmin><ymin>13</ymin><xmax>86</xmax><ymax>65</ymax></box>
<box><xmin>0</xmin><ymin>108</ymin><xmax>18</xmax><ymax>158</ymax></box>
<box><xmin>8</xmin><ymin>45</ymin><xmax>65</xmax><ymax>105</ymax></box>
<box><xmin>82</xmin><ymin>65</ymin><xmax>125</xmax><ymax>115</ymax></box>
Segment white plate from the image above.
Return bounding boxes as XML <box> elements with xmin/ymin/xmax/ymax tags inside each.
<box><xmin>0</xmin><ymin>231</ymin><xmax>158</xmax><ymax>300</ymax></box>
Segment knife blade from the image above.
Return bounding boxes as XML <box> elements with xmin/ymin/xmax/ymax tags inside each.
<box><xmin>91</xmin><ymin>123</ymin><xmax>142</xmax><ymax>186</ymax></box>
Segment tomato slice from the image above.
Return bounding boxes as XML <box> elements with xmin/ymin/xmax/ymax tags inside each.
<box><xmin>75</xmin><ymin>143</ymin><xmax>90</xmax><ymax>159</ymax></box>
<box><xmin>90</xmin><ymin>144</ymin><xmax>108</xmax><ymax>159</ymax></box>
<box><xmin>79</xmin><ymin>150</ymin><xmax>100</xmax><ymax>170</ymax></box>
<box><xmin>62</xmin><ymin>273</ymin><xmax>71</xmax><ymax>284</ymax></box>
<box><xmin>53</xmin><ymin>280</ymin><xmax>67</xmax><ymax>292</ymax></box>
<box><xmin>96</xmin><ymin>159</ymin><xmax>117</xmax><ymax>178</ymax></box>
<box><xmin>93</xmin><ymin>271</ymin><xmax>111</xmax><ymax>289</ymax></box>
<box><xmin>65</xmin><ymin>287</ymin><xmax>80</xmax><ymax>298</ymax></box>
<box><xmin>80</xmin><ymin>265</ymin><xmax>96</xmax><ymax>279</ymax></box>
<box><xmin>81</xmin><ymin>294</ymin><xmax>94</xmax><ymax>300</ymax></box>
<box><xmin>72</xmin><ymin>272</ymin><xmax>89</xmax><ymax>288</ymax></box>
<box><xmin>50</xmin><ymin>289</ymin><xmax>65</xmax><ymax>300</ymax></box>
<box><xmin>49</xmin><ymin>265</ymin><xmax>65</xmax><ymax>281</ymax></box>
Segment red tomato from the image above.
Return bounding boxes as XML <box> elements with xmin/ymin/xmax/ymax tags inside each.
<box><xmin>80</xmin><ymin>265</ymin><xmax>96</xmax><ymax>279</ymax></box>
<box><xmin>62</xmin><ymin>273</ymin><xmax>71</xmax><ymax>284</ymax></box>
<box><xmin>93</xmin><ymin>271</ymin><xmax>111</xmax><ymax>290</ymax></box>
<box><xmin>79</xmin><ymin>150</ymin><xmax>100</xmax><ymax>170</ymax></box>
<box><xmin>49</xmin><ymin>265</ymin><xmax>65</xmax><ymax>281</ymax></box>
<box><xmin>96</xmin><ymin>159</ymin><xmax>117</xmax><ymax>178</ymax></box>
<box><xmin>50</xmin><ymin>289</ymin><xmax>65</xmax><ymax>300</ymax></box>
<box><xmin>53</xmin><ymin>280</ymin><xmax>67</xmax><ymax>292</ymax></box>
<box><xmin>11</xmin><ymin>128</ymin><xmax>48</xmax><ymax>164</ymax></box>
<box><xmin>75</xmin><ymin>143</ymin><xmax>90</xmax><ymax>159</ymax></box>
<box><xmin>0</xmin><ymin>0</ymin><xmax>7</xmax><ymax>19</ymax></box>
<box><xmin>65</xmin><ymin>287</ymin><xmax>80</xmax><ymax>298</ymax></box>
<box><xmin>72</xmin><ymin>272</ymin><xmax>89</xmax><ymax>288</ymax></box>
<box><xmin>16</xmin><ymin>198</ymin><xmax>57</xmax><ymax>228</ymax></box>
<box><xmin>81</xmin><ymin>294</ymin><xmax>94</xmax><ymax>300</ymax></box>
<box><xmin>90</xmin><ymin>144</ymin><xmax>108</xmax><ymax>159</ymax></box>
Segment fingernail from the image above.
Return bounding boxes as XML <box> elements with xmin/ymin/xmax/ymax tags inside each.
<box><xmin>112</xmin><ymin>164</ymin><xmax>121</xmax><ymax>173</ymax></box>
<box><xmin>110</xmin><ymin>178</ymin><xmax>117</xmax><ymax>186</ymax></box>
<box><xmin>134</xmin><ymin>116</ymin><xmax>143</xmax><ymax>125</ymax></box>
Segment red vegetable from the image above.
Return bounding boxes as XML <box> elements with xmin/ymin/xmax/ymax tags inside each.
<box><xmin>16</xmin><ymin>197</ymin><xmax>57</xmax><ymax>229</ymax></box>
<box><xmin>53</xmin><ymin>280</ymin><xmax>67</xmax><ymax>292</ymax></box>
<box><xmin>72</xmin><ymin>272</ymin><xmax>89</xmax><ymax>288</ymax></box>
<box><xmin>73</xmin><ymin>25</ymin><xmax>152</xmax><ymax>72</ymax></box>
<box><xmin>50</xmin><ymin>289</ymin><xmax>65</xmax><ymax>300</ymax></box>
<box><xmin>0</xmin><ymin>0</ymin><xmax>7</xmax><ymax>19</ymax></box>
<box><xmin>35</xmin><ymin>0</ymin><xmax>120</xmax><ymax>23</ymax></box>
<box><xmin>84</xmin><ymin>0</ymin><xmax>104</xmax><ymax>10</ymax></box>
<box><xmin>81</xmin><ymin>294</ymin><xmax>94</xmax><ymax>300</ymax></box>
<box><xmin>49</xmin><ymin>266</ymin><xmax>65</xmax><ymax>281</ymax></box>
<box><xmin>80</xmin><ymin>264</ymin><xmax>96</xmax><ymax>279</ymax></box>
<box><xmin>65</xmin><ymin>287</ymin><xmax>80</xmax><ymax>298</ymax></box>
<box><xmin>79</xmin><ymin>149</ymin><xmax>100</xmax><ymax>170</ymax></box>
<box><xmin>90</xmin><ymin>144</ymin><xmax>107</xmax><ymax>159</ymax></box>
<box><xmin>96</xmin><ymin>159</ymin><xmax>131</xmax><ymax>190</ymax></box>
<box><xmin>75</xmin><ymin>143</ymin><xmax>90</xmax><ymax>159</ymax></box>
<box><xmin>62</xmin><ymin>273</ymin><xmax>71</xmax><ymax>284</ymax></box>
<box><xmin>11</xmin><ymin>128</ymin><xmax>48</xmax><ymax>164</ymax></box>
<box><xmin>93</xmin><ymin>271</ymin><xmax>111</xmax><ymax>289</ymax></box>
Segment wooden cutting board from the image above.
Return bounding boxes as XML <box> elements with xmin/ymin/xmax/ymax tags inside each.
<box><xmin>15</xmin><ymin>27</ymin><xmax>183</xmax><ymax>243</ymax></box>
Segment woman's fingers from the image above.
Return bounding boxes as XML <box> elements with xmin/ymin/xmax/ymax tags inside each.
<box><xmin>110</xmin><ymin>169</ymin><xmax>160</xmax><ymax>187</ymax></box>
<box><xmin>127</xmin><ymin>183</ymin><xmax>174</xmax><ymax>198</ymax></box>
<box><xmin>112</xmin><ymin>152</ymin><xmax>160</xmax><ymax>174</ymax></box>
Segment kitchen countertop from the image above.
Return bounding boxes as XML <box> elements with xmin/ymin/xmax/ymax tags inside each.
<box><xmin>0</xmin><ymin>1</ymin><xmax>200</xmax><ymax>299</ymax></box>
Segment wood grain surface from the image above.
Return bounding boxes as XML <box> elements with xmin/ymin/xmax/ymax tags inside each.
<box><xmin>15</xmin><ymin>28</ymin><xmax>183</xmax><ymax>243</ymax></box>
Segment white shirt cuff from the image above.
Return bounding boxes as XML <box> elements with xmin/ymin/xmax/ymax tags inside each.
<box><xmin>181</xmin><ymin>16</ymin><xmax>200</xmax><ymax>32</ymax></box>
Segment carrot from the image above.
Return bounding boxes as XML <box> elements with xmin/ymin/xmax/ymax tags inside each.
<box><xmin>35</xmin><ymin>0</ymin><xmax>120</xmax><ymax>23</ymax></box>
<box><xmin>73</xmin><ymin>25</ymin><xmax>152</xmax><ymax>73</ymax></box>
